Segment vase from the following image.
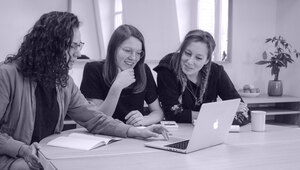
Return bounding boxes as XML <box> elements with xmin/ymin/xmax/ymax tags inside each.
<box><xmin>268</xmin><ymin>80</ymin><xmax>283</xmax><ymax>96</ymax></box>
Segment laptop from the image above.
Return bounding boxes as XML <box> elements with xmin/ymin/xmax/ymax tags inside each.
<box><xmin>145</xmin><ymin>98</ymin><xmax>240</xmax><ymax>154</ymax></box>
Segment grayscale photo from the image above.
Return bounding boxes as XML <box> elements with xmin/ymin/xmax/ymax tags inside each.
<box><xmin>1</xmin><ymin>0</ymin><xmax>300</xmax><ymax>169</ymax></box>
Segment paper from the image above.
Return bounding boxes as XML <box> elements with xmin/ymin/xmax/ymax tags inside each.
<box><xmin>160</xmin><ymin>121</ymin><xmax>179</xmax><ymax>128</ymax></box>
<box><xmin>47</xmin><ymin>133</ymin><xmax>121</xmax><ymax>150</ymax></box>
<box><xmin>229</xmin><ymin>125</ymin><xmax>240</xmax><ymax>132</ymax></box>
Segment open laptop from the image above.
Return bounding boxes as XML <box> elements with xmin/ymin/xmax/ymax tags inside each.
<box><xmin>145</xmin><ymin>98</ymin><xmax>240</xmax><ymax>154</ymax></box>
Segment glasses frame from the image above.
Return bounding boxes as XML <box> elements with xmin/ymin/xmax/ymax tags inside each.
<box><xmin>121</xmin><ymin>47</ymin><xmax>145</xmax><ymax>59</ymax></box>
<box><xmin>71</xmin><ymin>42</ymin><xmax>85</xmax><ymax>51</ymax></box>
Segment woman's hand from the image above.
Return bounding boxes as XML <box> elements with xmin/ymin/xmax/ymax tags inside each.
<box><xmin>113</xmin><ymin>68</ymin><xmax>136</xmax><ymax>89</ymax></box>
<box><xmin>125</xmin><ymin>110</ymin><xmax>145</xmax><ymax>126</ymax></box>
<box><xmin>18</xmin><ymin>142</ymin><xmax>43</xmax><ymax>170</ymax></box>
<box><xmin>127</xmin><ymin>124</ymin><xmax>170</xmax><ymax>140</ymax></box>
<box><xmin>237</xmin><ymin>102</ymin><xmax>249</xmax><ymax>118</ymax></box>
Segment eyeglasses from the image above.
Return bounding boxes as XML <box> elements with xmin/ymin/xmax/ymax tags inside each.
<box><xmin>121</xmin><ymin>47</ymin><xmax>144</xmax><ymax>58</ymax></box>
<box><xmin>71</xmin><ymin>42</ymin><xmax>85</xmax><ymax>51</ymax></box>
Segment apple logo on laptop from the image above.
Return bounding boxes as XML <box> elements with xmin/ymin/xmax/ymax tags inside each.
<box><xmin>213</xmin><ymin>120</ymin><xmax>219</xmax><ymax>129</ymax></box>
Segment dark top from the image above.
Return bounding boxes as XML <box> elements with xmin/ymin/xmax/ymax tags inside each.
<box><xmin>154</xmin><ymin>53</ymin><xmax>246</xmax><ymax>123</ymax></box>
<box><xmin>31</xmin><ymin>83</ymin><xmax>59</xmax><ymax>143</ymax></box>
<box><xmin>80</xmin><ymin>61</ymin><xmax>158</xmax><ymax>123</ymax></box>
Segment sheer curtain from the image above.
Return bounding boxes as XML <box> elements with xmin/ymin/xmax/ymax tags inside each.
<box><xmin>197</xmin><ymin>0</ymin><xmax>230</xmax><ymax>62</ymax></box>
<box><xmin>93</xmin><ymin>0</ymin><xmax>124</xmax><ymax>59</ymax></box>
<box><xmin>93</xmin><ymin>0</ymin><xmax>116</xmax><ymax>59</ymax></box>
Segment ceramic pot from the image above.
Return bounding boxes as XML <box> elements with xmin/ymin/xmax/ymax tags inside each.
<box><xmin>268</xmin><ymin>80</ymin><xmax>283</xmax><ymax>96</ymax></box>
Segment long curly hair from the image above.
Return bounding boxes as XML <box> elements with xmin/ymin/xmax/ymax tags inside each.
<box><xmin>5</xmin><ymin>11</ymin><xmax>80</xmax><ymax>88</ymax></box>
<box><xmin>170</xmin><ymin>29</ymin><xmax>216</xmax><ymax>104</ymax></box>
<box><xmin>103</xmin><ymin>24</ymin><xmax>146</xmax><ymax>93</ymax></box>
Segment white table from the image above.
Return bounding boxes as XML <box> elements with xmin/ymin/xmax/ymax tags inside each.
<box><xmin>39</xmin><ymin>123</ymin><xmax>300</xmax><ymax>170</ymax></box>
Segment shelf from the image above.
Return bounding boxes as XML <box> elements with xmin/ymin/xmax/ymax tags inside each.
<box><xmin>251</xmin><ymin>107</ymin><xmax>300</xmax><ymax>115</ymax></box>
<box><xmin>243</xmin><ymin>94</ymin><xmax>300</xmax><ymax>104</ymax></box>
<box><xmin>243</xmin><ymin>95</ymin><xmax>300</xmax><ymax>126</ymax></box>
<box><xmin>266</xmin><ymin>109</ymin><xmax>300</xmax><ymax>115</ymax></box>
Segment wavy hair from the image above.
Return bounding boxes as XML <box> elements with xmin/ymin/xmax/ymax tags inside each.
<box><xmin>103</xmin><ymin>24</ymin><xmax>146</xmax><ymax>93</ymax></box>
<box><xmin>5</xmin><ymin>11</ymin><xmax>80</xmax><ymax>88</ymax></box>
<box><xmin>170</xmin><ymin>29</ymin><xmax>216</xmax><ymax>104</ymax></box>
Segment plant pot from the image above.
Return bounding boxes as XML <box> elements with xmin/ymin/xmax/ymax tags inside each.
<box><xmin>268</xmin><ymin>80</ymin><xmax>283</xmax><ymax>96</ymax></box>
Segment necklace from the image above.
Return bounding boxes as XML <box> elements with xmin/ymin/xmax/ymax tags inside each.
<box><xmin>186</xmin><ymin>82</ymin><xmax>202</xmax><ymax>106</ymax></box>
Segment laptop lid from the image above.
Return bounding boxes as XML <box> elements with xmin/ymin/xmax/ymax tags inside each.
<box><xmin>144</xmin><ymin>98</ymin><xmax>240</xmax><ymax>154</ymax></box>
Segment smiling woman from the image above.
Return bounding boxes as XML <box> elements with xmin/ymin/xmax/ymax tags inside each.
<box><xmin>80</xmin><ymin>24</ymin><xmax>164</xmax><ymax>127</ymax></box>
<box><xmin>116</xmin><ymin>37</ymin><xmax>144</xmax><ymax>71</ymax></box>
<box><xmin>153</xmin><ymin>29</ymin><xmax>249</xmax><ymax>125</ymax></box>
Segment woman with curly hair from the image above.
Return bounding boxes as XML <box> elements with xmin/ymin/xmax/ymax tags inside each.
<box><xmin>80</xmin><ymin>24</ymin><xmax>164</xmax><ymax>126</ymax></box>
<box><xmin>154</xmin><ymin>29</ymin><xmax>249</xmax><ymax>124</ymax></box>
<box><xmin>0</xmin><ymin>12</ymin><xmax>168</xmax><ymax>170</ymax></box>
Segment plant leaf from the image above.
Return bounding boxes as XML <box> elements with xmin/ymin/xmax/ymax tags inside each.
<box><xmin>285</xmin><ymin>43</ymin><xmax>288</xmax><ymax>49</ymax></box>
<box><xmin>266</xmin><ymin>38</ymin><xmax>272</xmax><ymax>43</ymax></box>
<box><xmin>277</xmin><ymin>60</ymin><xmax>285</xmax><ymax>67</ymax></box>
<box><xmin>262</xmin><ymin>36</ymin><xmax>299</xmax><ymax>75</ymax></box>
<box><xmin>256</xmin><ymin>60</ymin><xmax>270</xmax><ymax>65</ymax></box>
<box><xmin>280</xmin><ymin>40</ymin><xmax>285</xmax><ymax>47</ymax></box>
<box><xmin>286</xmin><ymin>57</ymin><xmax>294</xmax><ymax>63</ymax></box>
<box><xmin>262</xmin><ymin>51</ymin><xmax>268</xmax><ymax>59</ymax></box>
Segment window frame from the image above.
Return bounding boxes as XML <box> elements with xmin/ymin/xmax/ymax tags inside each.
<box><xmin>197</xmin><ymin>0</ymin><xmax>232</xmax><ymax>63</ymax></box>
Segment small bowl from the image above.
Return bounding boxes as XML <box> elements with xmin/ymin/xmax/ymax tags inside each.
<box><xmin>239</xmin><ymin>92</ymin><xmax>260</xmax><ymax>98</ymax></box>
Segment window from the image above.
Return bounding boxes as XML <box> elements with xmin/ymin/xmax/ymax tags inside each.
<box><xmin>114</xmin><ymin>0</ymin><xmax>123</xmax><ymax>29</ymax></box>
<box><xmin>198</xmin><ymin>0</ymin><xmax>230</xmax><ymax>62</ymax></box>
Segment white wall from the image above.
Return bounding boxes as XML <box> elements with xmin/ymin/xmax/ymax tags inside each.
<box><xmin>69</xmin><ymin>0</ymin><xmax>104</xmax><ymax>86</ymax></box>
<box><xmin>225</xmin><ymin>0</ymin><xmax>300</xmax><ymax>97</ymax></box>
<box><xmin>1</xmin><ymin>0</ymin><xmax>300</xmax><ymax>97</ymax></box>
<box><xmin>275</xmin><ymin>0</ymin><xmax>300</xmax><ymax>97</ymax></box>
<box><xmin>224</xmin><ymin>0</ymin><xmax>277</xmax><ymax>92</ymax></box>
<box><xmin>71</xmin><ymin>0</ymin><xmax>101</xmax><ymax>60</ymax></box>
<box><xmin>0</xmin><ymin>0</ymin><xmax>68</xmax><ymax>61</ymax></box>
<box><xmin>175</xmin><ymin>0</ymin><xmax>198</xmax><ymax>41</ymax></box>
<box><xmin>123</xmin><ymin>0</ymin><xmax>181</xmax><ymax>63</ymax></box>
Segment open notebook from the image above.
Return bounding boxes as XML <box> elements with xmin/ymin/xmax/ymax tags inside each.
<box><xmin>47</xmin><ymin>133</ymin><xmax>121</xmax><ymax>150</ymax></box>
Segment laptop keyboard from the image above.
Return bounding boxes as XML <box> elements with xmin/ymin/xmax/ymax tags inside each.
<box><xmin>165</xmin><ymin>140</ymin><xmax>190</xmax><ymax>150</ymax></box>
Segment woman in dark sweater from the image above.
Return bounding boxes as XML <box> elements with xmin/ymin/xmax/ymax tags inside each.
<box><xmin>154</xmin><ymin>29</ymin><xmax>249</xmax><ymax>124</ymax></box>
<box><xmin>80</xmin><ymin>25</ymin><xmax>164</xmax><ymax>126</ymax></box>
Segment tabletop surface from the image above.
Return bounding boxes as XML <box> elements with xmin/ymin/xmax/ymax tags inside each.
<box><xmin>39</xmin><ymin>123</ymin><xmax>300</xmax><ymax>170</ymax></box>
<box><xmin>242</xmin><ymin>94</ymin><xmax>300</xmax><ymax>104</ymax></box>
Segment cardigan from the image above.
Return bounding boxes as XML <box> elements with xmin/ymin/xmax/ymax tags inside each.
<box><xmin>0</xmin><ymin>62</ymin><xmax>131</xmax><ymax>169</ymax></box>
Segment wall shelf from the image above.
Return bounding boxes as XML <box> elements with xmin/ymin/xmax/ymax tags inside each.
<box><xmin>242</xmin><ymin>94</ymin><xmax>300</xmax><ymax>126</ymax></box>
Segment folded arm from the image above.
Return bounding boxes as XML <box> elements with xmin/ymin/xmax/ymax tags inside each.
<box><xmin>125</xmin><ymin>99</ymin><xmax>164</xmax><ymax>126</ymax></box>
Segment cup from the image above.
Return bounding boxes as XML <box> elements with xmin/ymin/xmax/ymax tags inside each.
<box><xmin>251</xmin><ymin>110</ymin><xmax>266</xmax><ymax>132</ymax></box>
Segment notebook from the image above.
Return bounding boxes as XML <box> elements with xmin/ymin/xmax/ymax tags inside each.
<box><xmin>47</xmin><ymin>133</ymin><xmax>121</xmax><ymax>150</ymax></box>
<box><xmin>145</xmin><ymin>98</ymin><xmax>240</xmax><ymax>154</ymax></box>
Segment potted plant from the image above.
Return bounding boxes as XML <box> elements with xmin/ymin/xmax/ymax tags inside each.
<box><xmin>256</xmin><ymin>36</ymin><xmax>300</xmax><ymax>96</ymax></box>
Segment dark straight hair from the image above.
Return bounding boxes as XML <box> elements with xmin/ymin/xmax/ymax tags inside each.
<box><xmin>103</xmin><ymin>24</ymin><xmax>146</xmax><ymax>93</ymax></box>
